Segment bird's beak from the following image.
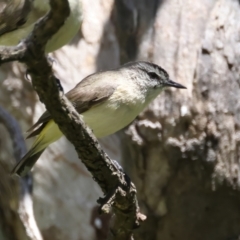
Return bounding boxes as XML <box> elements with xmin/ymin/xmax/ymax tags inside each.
<box><xmin>165</xmin><ymin>80</ymin><xmax>187</xmax><ymax>89</ymax></box>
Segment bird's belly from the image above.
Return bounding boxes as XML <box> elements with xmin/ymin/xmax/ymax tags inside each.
<box><xmin>82</xmin><ymin>103</ymin><xmax>138</xmax><ymax>138</ymax></box>
<box><xmin>0</xmin><ymin>1</ymin><xmax>82</xmax><ymax>53</ymax></box>
<box><xmin>45</xmin><ymin>5</ymin><xmax>82</xmax><ymax>52</ymax></box>
<box><xmin>0</xmin><ymin>25</ymin><xmax>34</xmax><ymax>46</ymax></box>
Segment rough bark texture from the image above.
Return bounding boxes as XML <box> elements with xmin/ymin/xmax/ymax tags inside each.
<box><xmin>120</xmin><ymin>0</ymin><xmax>240</xmax><ymax>239</ymax></box>
<box><xmin>1</xmin><ymin>0</ymin><xmax>240</xmax><ymax>239</ymax></box>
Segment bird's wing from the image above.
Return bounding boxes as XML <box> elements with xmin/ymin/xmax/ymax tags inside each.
<box><xmin>26</xmin><ymin>111</ymin><xmax>52</xmax><ymax>138</ymax></box>
<box><xmin>67</xmin><ymin>77</ymin><xmax>117</xmax><ymax>114</ymax></box>
<box><xmin>0</xmin><ymin>0</ymin><xmax>47</xmax><ymax>36</ymax></box>
<box><xmin>26</xmin><ymin>74</ymin><xmax>118</xmax><ymax>138</ymax></box>
<box><xmin>0</xmin><ymin>0</ymin><xmax>32</xmax><ymax>36</ymax></box>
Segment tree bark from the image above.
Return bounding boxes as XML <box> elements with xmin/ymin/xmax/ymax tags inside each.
<box><xmin>117</xmin><ymin>0</ymin><xmax>240</xmax><ymax>239</ymax></box>
<box><xmin>1</xmin><ymin>0</ymin><xmax>240</xmax><ymax>239</ymax></box>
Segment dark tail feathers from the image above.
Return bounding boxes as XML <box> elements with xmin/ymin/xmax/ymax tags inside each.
<box><xmin>11</xmin><ymin>149</ymin><xmax>45</xmax><ymax>177</ymax></box>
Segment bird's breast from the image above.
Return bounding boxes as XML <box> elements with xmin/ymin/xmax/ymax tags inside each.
<box><xmin>82</xmin><ymin>84</ymin><xmax>146</xmax><ymax>138</ymax></box>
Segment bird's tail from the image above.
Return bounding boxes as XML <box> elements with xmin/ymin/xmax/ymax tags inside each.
<box><xmin>11</xmin><ymin>119</ymin><xmax>63</xmax><ymax>177</ymax></box>
<box><xmin>11</xmin><ymin>148</ymin><xmax>46</xmax><ymax>177</ymax></box>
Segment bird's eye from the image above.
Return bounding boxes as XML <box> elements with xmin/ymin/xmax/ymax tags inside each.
<box><xmin>148</xmin><ymin>72</ymin><xmax>159</xmax><ymax>79</ymax></box>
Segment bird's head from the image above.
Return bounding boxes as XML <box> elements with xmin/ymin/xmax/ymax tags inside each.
<box><xmin>123</xmin><ymin>61</ymin><xmax>186</xmax><ymax>91</ymax></box>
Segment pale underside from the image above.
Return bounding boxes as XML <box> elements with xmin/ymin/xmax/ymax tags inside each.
<box><xmin>0</xmin><ymin>0</ymin><xmax>82</xmax><ymax>52</ymax></box>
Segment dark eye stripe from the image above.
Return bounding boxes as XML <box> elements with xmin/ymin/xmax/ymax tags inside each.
<box><xmin>148</xmin><ymin>72</ymin><xmax>159</xmax><ymax>79</ymax></box>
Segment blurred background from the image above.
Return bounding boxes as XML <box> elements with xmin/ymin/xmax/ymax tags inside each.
<box><xmin>1</xmin><ymin>0</ymin><xmax>240</xmax><ymax>239</ymax></box>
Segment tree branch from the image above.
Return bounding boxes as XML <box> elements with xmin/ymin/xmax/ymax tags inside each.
<box><xmin>0</xmin><ymin>0</ymin><xmax>146</xmax><ymax>238</ymax></box>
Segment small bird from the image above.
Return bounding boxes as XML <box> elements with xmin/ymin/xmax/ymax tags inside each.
<box><xmin>0</xmin><ymin>0</ymin><xmax>82</xmax><ymax>52</ymax></box>
<box><xmin>11</xmin><ymin>61</ymin><xmax>186</xmax><ymax>176</ymax></box>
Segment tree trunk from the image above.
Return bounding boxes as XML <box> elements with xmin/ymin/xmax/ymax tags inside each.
<box><xmin>118</xmin><ymin>0</ymin><xmax>240</xmax><ymax>239</ymax></box>
<box><xmin>1</xmin><ymin>0</ymin><xmax>240</xmax><ymax>239</ymax></box>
